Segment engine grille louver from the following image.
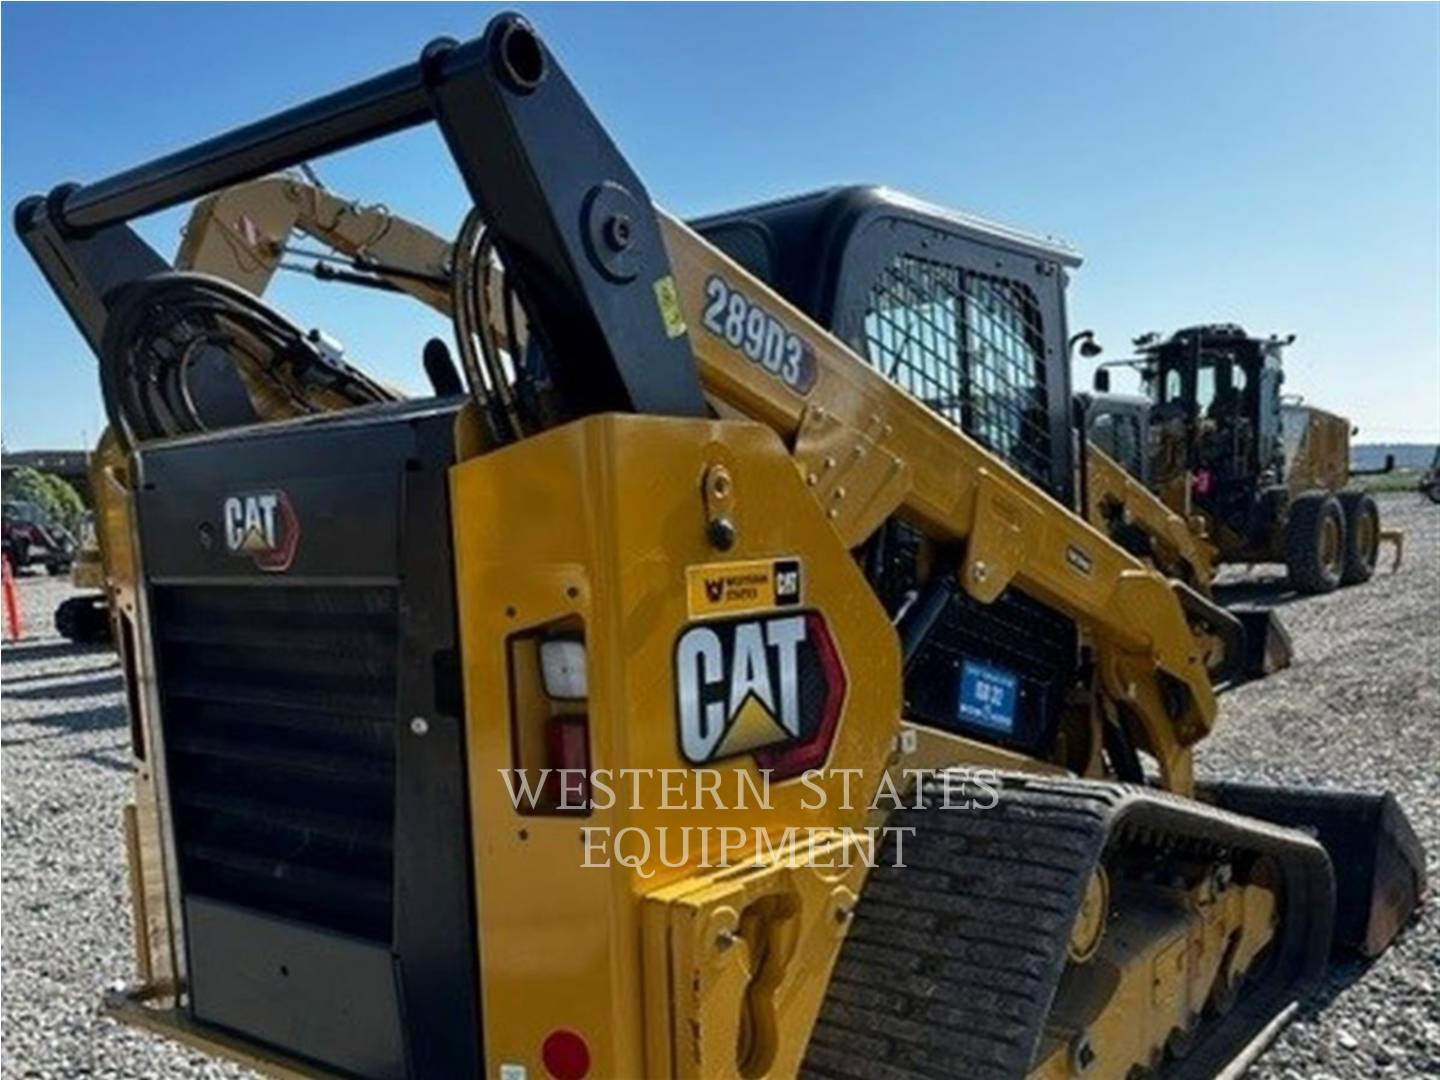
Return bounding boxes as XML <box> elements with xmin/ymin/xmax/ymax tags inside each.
<box><xmin>153</xmin><ymin>584</ymin><xmax>399</xmax><ymax>943</ymax></box>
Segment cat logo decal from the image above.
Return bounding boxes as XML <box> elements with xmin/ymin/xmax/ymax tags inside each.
<box><xmin>673</xmin><ymin>610</ymin><xmax>845</xmax><ymax>775</ymax></box>
<box><xmin>221</xmin><ymin>491</ymin><xmax>299</xmax><ymax>572</ymax></box>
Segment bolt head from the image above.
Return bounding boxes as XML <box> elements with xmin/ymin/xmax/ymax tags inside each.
<box><xmin>603</xmin><ymin>213</ymin><xmax>633</xmax><ymax>251</ymax></box>
<box><xmin>410</xmin><ymin>716</ymin><xmax>430</xmax><ymax>736</ymax></box>
<box><xmin>1069</xmin><ymin>1031</ymin><xmax>1097</xmax><ymax>1074</ymax></box>
<box><xmin>707</xmin><ymin>516</ymin><xmax>737</xmax><ymax>551</ymax></box>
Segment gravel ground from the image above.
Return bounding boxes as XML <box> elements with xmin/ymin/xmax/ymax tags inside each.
<box><xmin>1</xmin><ymin>573</ymin><xmax>248</xmax><ymax>1080</ymax></box>
<box><xmin>2</xmin><ymin>491</ymin><xmax>1436</xmax><ymax>1079</ymax></box>
<box><xmin>1202</xmin><ymin>492</ymin><xmax>1440</xmax><ymax>1079</ymax></box>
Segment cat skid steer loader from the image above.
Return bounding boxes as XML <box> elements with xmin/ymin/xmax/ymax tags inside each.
<box><xmin>17</xmin><ymin>14</ymin><xmax>1424</xmax><ymax>1080</ymax></box>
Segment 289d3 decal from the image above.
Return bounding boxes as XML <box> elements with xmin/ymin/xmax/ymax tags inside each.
<box><xmin>700</xmin><ymin>275</ymin><xmax>817</xmax><ymax>394</ymax></box>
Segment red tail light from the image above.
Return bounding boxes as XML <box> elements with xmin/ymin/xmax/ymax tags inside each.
<box><xmin>541</xmin><ymin>1029</ymin><xmax>591</xmax><ymax>1080</ymax></box>
<box><xmin>546</xmin><ymin>715</ymin><xmax>590</xmax><ymax>807</ymax></box>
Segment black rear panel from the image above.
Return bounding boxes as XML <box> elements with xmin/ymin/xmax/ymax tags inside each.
<box><xmin>135</xmin><ymin>398</ymin><xmax>480</xmax><ymax>1080</ymax></box>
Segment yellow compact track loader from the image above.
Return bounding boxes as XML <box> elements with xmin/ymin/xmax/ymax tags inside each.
<box><xmin>16</xmin><ymin>15</ymin><xmax>1424</xmax><ymax>1080</ymax></box>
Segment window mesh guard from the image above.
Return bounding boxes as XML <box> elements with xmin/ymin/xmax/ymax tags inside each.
<box><xmin>864</xmin><ymin>255</ymin><xmax>1054</xmax><ymax>489</ymax></box>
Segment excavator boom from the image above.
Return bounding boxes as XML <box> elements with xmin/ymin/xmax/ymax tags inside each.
<box><xmin>178</xmin><ymin>175</ymin><xmax>452</xmax><ymax>313</ymax></box>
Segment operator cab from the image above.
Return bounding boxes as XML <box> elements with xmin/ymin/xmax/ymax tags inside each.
<box><xmin>696</xmin><ymin>187</ymin><xmax>1083</xmax><ymax>763</ymax></box>
<box><xmin>1093</xmin><ymin>324</ymin><xmax>1289</xmax><ymax>535</ymax></box>
<box><xmin>694</xmin><ymin>186</ymin><xmax>1080</xmax><ymax>508</ymax></box>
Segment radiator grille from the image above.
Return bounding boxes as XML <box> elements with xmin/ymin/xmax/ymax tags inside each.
<box><xmin>153</xmin><ymin>585</ymin><xmax>398</xmax><ymax>943</ymax></box>
<box><xmin>864</xmin><ymin>254</ymin><xmax>1054</xmax><ymax>490</ymax></box>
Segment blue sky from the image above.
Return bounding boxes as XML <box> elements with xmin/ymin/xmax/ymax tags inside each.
<box><xmin>3</xmin><ymin>3</ymin><xmax>1436</xmax><ymax>450</ymax></box>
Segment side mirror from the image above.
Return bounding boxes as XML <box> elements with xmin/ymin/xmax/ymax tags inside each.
<box><xmin>1093</xmin><ymin>368</ymin><xmax>1111</xmax><ymax>393</ymax></box>
<box><xmin>1069</xmin><ymin>329</ymin><xmax>1103</xmax><ymax>360</ymax></box>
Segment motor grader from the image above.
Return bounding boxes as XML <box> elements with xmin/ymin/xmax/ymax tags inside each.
<box><xmin>1088</xmin><ymin>326</ymin><xmax>1397</xmax><ymax>594</ymax></box>
<box><xmin>16</xmin><ymin>14</ymin><xmax>1425</xmax><ymax>1080</ymax></box>
<box><xmin>1066</xmin><ymin>393</ymin><xmax>1293</xmax><ymax>680</ymax></box>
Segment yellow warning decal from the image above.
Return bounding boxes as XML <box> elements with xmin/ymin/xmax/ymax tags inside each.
<box><xmin>653</xmin><ymin>274</ymin><xmax>687</xmax><ymax>339</ymax></box>
<box><xmin>686</xmin><ymin>557</ymin><xmax>802</xmax><ymax>619</ymax></box>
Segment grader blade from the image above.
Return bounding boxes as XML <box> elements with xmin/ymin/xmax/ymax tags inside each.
<box><xmin>1231</xmin><ymin>606</ymin><xmax>1294</xmax><ymax>682</ymax></box>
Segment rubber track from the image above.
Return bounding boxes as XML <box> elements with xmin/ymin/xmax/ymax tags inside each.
<box><xmin>800</xmin><ymin>773</ymin><xmax>1335</xmax><ymax>1080</ymax></box>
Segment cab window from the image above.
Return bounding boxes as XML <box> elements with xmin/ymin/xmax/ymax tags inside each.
<box><xmin>1163</xmin><ymin>368</ymin><xmax>1182</xmax><ymax>403</ymax></box>
<box><xmin>1195</xmin><ymin>363</ymin><xmax>1217</xmax><ymax>414</ymax></box>
<box><xmin>1091</xmin><ymin>412</ymin><xmax>1143</xmax><ymax>477</ymax></box>
<box><xmin>864</xmin><ymin>254</ymin><xmax>1053</xmax><ymax>490</ymax></box>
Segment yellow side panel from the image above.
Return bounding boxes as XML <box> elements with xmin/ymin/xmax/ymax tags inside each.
<box><xmin>450</xmin><ymin>414</ymin><xmax>901</xmax><ymax>1078</ymax></box>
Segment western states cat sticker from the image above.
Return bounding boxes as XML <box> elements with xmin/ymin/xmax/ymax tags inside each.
<box><xmin>685</xmin><ymin>557</ymin><xmax>802</xmax><ymax>619</ymax></box>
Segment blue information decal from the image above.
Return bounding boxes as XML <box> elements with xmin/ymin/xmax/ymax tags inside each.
<box><xmin>957</xmin><ymin>660</ymin><xmax>1019</xmax><ymax>734</ymax></box>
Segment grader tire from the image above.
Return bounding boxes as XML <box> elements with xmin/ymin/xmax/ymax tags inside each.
<box><xmin>1337</xmin><ymin>491</ymin><xmax>1379</xmax><ymax>585</ymax></box>
<box><xmin>1285</xmin><ymin>492</ymin><xmax>1345</xmax><ymax>594</ymax></box>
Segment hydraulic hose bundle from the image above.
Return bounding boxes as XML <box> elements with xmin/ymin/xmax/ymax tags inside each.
<box><xmin>98</xmin><ymin>207</ymin><xmax>549</xmax><ymax>450</ymax></box>
<box><xmin>98</xmin><ymin>272</ymin><xmax>392</xmax><ymax>443</ymax></box>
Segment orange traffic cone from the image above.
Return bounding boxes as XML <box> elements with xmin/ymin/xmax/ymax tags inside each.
<box><xmin>2</xmin><ymin>554</ymin><xmax>22</xmax><ymax>642</ymax></box>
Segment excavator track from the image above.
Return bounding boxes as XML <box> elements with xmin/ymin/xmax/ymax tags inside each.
<box><xmin>802</xmin><ymin>773</ymin><xmax>1335</xmax><ymax>1080</ymax></box>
